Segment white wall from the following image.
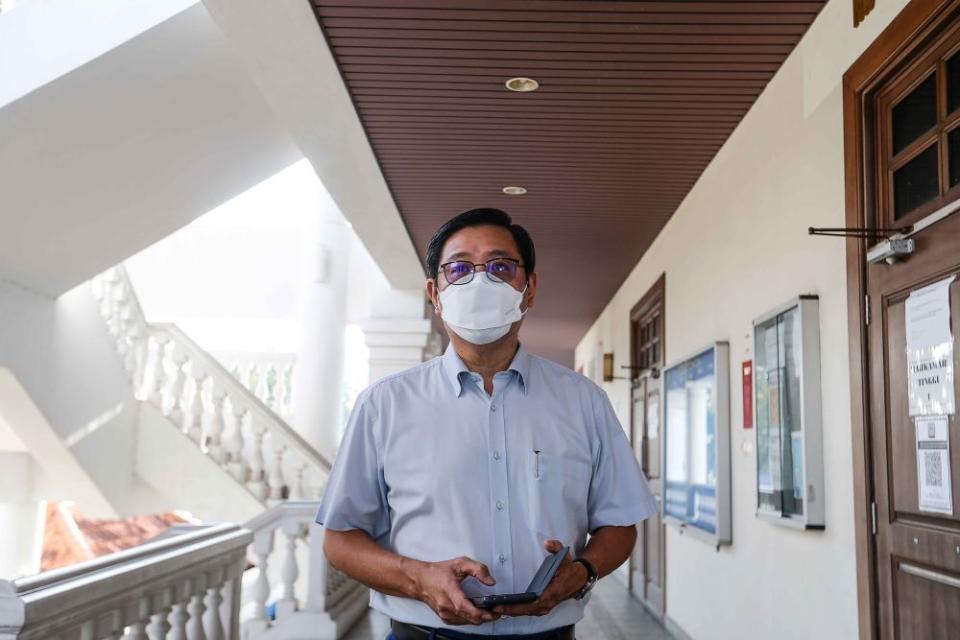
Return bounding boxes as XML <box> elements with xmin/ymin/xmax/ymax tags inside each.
<box><xmin>575</xmin><ymin>1</ymin><xmax>909</xmax><ymax>638</ymax></box>
<box><xmin>0</xmin><ymin>282</ymin><xmax>165</xmax><ymax>519</ymax></box>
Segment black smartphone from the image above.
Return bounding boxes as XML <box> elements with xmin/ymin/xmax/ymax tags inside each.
<box><xmin>469</xmin><ymin>546</ymin><xmax>569</xmax><ymax>609</ymax></box>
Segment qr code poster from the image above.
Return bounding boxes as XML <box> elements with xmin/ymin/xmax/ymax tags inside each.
<box><xmin>915</xmin><ymin>416</ymin><xmax>953</xmax><ymax>515</ymax></box>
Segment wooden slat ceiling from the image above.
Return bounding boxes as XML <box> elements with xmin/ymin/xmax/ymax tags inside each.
<box><xmin>310</xmin><ymin>0</ymin><xmax>826</xmax><ymax>365</ymax></box>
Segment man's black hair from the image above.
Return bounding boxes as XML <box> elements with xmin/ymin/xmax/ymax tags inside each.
<box><xmin>425</xmin><ymin>208</ymin><xmax>536</xmax><ymax>280</ymax></box>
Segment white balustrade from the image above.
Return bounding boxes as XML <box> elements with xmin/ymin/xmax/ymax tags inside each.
<box><xmin>84</xmin><ymin>268</ymin><xmax>368</xmax><ymax>639</ymax></box>
<box><xmin>92</xmin><ymin>266</ymin><xmax>331</xmax><ymax>506</ymax></box>
<box><xmin>242</xmin><ymin>502</ymin><xmax>368</xmax><ymax>639</ymax></box>
<box><xmin>0</xmin><ymin>524</ymin><xmax>250</xmax><ymax>640</ymax></box>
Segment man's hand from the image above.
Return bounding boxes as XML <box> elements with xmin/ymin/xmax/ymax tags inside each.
<box><xmin>411</xmin><ymin>556</ymin><xmax>503</xmax><ymax>626</ymax></box>
<box><xmin>493</xmin><ymin>540</ymin><xmax>587</xmax><ymax>617</ymax></box>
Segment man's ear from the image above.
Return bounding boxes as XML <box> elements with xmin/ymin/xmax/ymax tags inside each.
<box><xmin>523</xmin><ymin>272</ymin><xmax>537</xmax><ymax>311</ymax></box>
<box><xmin>426</xmin><ymin>279</ymin><xmax>442</xmax><ymax>316</ymax></box>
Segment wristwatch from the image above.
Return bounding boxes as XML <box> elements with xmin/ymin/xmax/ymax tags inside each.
<box><xmin>572</xmin><ymin>557</ymin><xmax>598</xmax><ymax>600</ymax></box>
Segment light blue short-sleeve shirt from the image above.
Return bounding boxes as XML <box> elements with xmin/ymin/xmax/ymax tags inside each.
<box><xmin>316</xmin><ymin>344</ymin><xmax>656</xmax><ymax>635</ymax></box>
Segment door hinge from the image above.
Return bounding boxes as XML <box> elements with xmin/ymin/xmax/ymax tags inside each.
<box><xmin>865</xmin><ymin>294</ymin><xmax>871</xmax><ymax>326</ymax></box>
<box><xmin>871</xmin><ymin>501</ymin><xmax>877</xmax><ymax>536</ymax></box>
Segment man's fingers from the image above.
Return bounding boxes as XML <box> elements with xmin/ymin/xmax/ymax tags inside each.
<box><xmin>453</xmin><ymin>596</ymin><xmax>501</xmax><ymax>624</ymax></box>
<box><xmin>543</xmin><ymin>539</ymin><xmax>564</xmax><ymax>553</ymax></box>
<box><xmin>455</xmin><ymin>557</ymin><xmax>496</xmax><ymax>586</ymax></box>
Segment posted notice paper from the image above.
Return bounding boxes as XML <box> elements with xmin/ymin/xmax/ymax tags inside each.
<box><xmin>915</xmin><ymin>416</ymin><xmax>953</xmax><ymax>515</ymax></box>
<box><xmin>905</xmin><ymin>276</ymin><xmax>956</xmax><ymax>416</ymax></box>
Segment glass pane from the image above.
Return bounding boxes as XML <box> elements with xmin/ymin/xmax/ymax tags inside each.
<box><xmin>893</xmin><ymin>143</ymin><xmax>940</xmax><ymax>219</ymax></box>
<box><xmin>754</xmin><ymin>314</ymin><xmax>783</xmax><ymax>515</ymax></box>
<box><xmin>779</xmin><ymin>308</ymin><xmax>804</xmax><ymax>517</ymax></box>
<box><xmin>949</xmin><ymin>52</ymin><xmax>960</xmax><ymax>113</ymax></box>
<box><xmin>892</xmin><ymin>74</ymin><xmax>937</xmax><ymax>155</ymax></box>
<box><xmin>950</xmin><ymin>127</ymin><xmax>960</xmax><ymax>187</ymax></box>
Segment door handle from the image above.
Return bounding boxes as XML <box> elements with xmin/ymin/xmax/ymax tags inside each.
<box><xmin>900</xmin><ymin>563</ymin><xmax>960</xmax><ymax>590</ymax></box>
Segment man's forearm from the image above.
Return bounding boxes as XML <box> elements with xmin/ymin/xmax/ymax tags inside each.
<box><xmin>323</xmin><ymin>528</ymin><xmax>424</xmax><ymax>598</ymax></box>
<box><xmin>578</xmin><ymin>525</ymin><xmax>638</xmax><ymax>579</ymax></box>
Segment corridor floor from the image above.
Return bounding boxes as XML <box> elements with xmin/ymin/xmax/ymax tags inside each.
<box><xmin>343</xmin><ymin>576</ymin><xmax>674</xmax><ymax>640</ymax></box>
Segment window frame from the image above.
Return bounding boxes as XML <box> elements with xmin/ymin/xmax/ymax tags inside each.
<box><xmin>874</xmin><ymin>18</ymin><xmax>960</xmax><ymax>227</ymax></box>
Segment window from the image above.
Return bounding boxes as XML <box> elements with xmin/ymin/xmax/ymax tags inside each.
<box><xmin>753</xmin><ymin>297</ymin><xmax>824</xmax><ymax>529</ymax></box>
<box><xmin>875</xmin><ymin>21</ymin><xmax>960</xmax><ymax>224</ymax></box>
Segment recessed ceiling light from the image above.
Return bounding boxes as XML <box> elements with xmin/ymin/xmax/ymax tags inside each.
<box><xmin>502</xmin><ymin>186</ymin><xmax>527</xmax><ymax>195</ymax></box>
<box><xmin>505</xmin><ymin>77</ymin><xmax>539</xmax><ymax>92</ymax></box>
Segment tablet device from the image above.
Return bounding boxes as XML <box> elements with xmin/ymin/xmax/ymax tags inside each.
<box><xmin>469</xmin><ymin>546</ymin><xmax>570</xmax><ymax>609</ymax></box>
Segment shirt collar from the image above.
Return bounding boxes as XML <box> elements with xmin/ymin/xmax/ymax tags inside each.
<box><xmin>441</xmin><ymin>343</ymin><xmax>531</xmax><ymax>396</ymax></box>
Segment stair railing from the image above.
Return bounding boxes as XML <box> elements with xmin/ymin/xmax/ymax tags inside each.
<box><xmin>0</xmin><ymin>523</ymin><xmax>251</xmax><ymax>640</ymax></box>
<box><xmin>242</xmin><ymin>501</ymin><xmax>368</xmax><ymax>639</ymax></box>
<box><xmin>91</xmin><ymin>266</ymin><xmax>332</xmax><ymax>503</ymax></box>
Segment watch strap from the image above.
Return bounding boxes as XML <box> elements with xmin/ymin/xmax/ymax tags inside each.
<box><xmin>572</xmin><ymin>557</ymin><xmax>598</xmax><ymax>600</ymax></box>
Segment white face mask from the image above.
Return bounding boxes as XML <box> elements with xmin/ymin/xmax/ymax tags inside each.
<box><xmin>439</xmin><ymin>277</ymin><xmax>526</xmax><ymax>345</ymax></box>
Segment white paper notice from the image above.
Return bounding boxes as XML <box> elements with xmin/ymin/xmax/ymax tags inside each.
<box><xmin>915</xmin><ymin>416</ymin><xmax>953</xmax><ymax>515</ymax></box>
<box><xmin>905</xmin><ymin>276</ymin><xmax>955</xmax><ymax>416</ymax></box>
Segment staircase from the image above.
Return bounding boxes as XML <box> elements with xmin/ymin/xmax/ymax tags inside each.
<box><xmin>0</xmin><ymin>265</ymin><xmax>371</xmax><ymax>638</ymax></box>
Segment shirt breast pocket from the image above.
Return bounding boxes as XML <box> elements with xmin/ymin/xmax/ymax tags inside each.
<box><xmin>525</xmin><ymin>450</ymin><xmax>592</xmax><ymax>541</ymax></box>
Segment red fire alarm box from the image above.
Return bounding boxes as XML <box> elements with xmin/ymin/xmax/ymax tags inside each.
<box><xmin>742</xmin><ymin>360</ymin><xmax>753</xmax><ymax>429</ymax></box>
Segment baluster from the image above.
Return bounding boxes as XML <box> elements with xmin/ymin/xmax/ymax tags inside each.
<box><xmin>249</xmin><ymin>528</ymin><xmax>276</xmax><ymax>631</ymax></box>
<box><xmin>291</xmin><ymin>462</ymin><xmax>307</xmax><ymax>500</ymax></box>
<box><xmin>276</xmin><ymin>520</ymin><xmax>304</xmax><ymax>617</ymax></box>
<box><xmin>247</xmin><ymin>422</ymin><xmax>268</xmax><ymax>500</ymax></box>
<box><xmin>130</xmin><ymin>324</ymin><xmax>149</xmax><ymax>395</ymax></box>
<box><xmin>148</xmin><ymin>336</ymin><xmax>170</xmax><ymax>406</ymax></box>
<box><xmin>267</xmin><ymin>440</ymin><xmax>286</xmax><ymax>502</ymax></box>
<box><xmin>226</xmin><ymin>405</ymin><xmax>248</xmax><ymax>483</ymax></box>
<box><xmin>255</xmin><ymin>363</ymin><xmax>270</xmax><ymax>405</ymax></box>
<box><xmin>186</xmin><ymin>592</ymin><xmax>207</xmax><ymax>640</ymax></box>
<box><xmin>126</xmin><ymin>621</ymin><xmax>149</xmax><ymax>640</ymax></box>
<box><xmin>205</xmin><ymin>387</ymin><xmax>227</xmax><ymax>464</ymax></box>
<box><xmin>146</xmin><ymin>609</ymin><xmax>171</xmax><ymax>640</ymax></box>
<box><xmin>164</xmin><ymin>352</ymin><xmax>188</xmax><ymax>422</ymax></box>
<box><xmin>202</xmin><ymin>580</ymin><xmax>225</xmax><ymax>640</ymax></box>
<box><xmin>182</xmin><ymin>366</ymin><xmax>205</xmax><ymax>443</ymax></box>
<box><xmin>167</xmin><ymin>602</ymin><xmax>189</xmax><ymax>640</ymax></box>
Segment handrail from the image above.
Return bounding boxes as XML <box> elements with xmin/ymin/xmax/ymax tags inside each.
<box><xmin>14</xmin><ymin>523</ymin><xmax>237</xmax><ymax>593</ymax></box>
<box><xmin>156</xmin><ymin>323</ymin><xmax>331</xmax><ymax>473</ymax></box>
<box><xmin>3</xmin><ymin>524</ymin><xmax>251</xmax><ymax>639</ymax></box>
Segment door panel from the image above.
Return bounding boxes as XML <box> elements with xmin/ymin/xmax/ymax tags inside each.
<box><xmin>868</xmin><ymin>206</ymin><xmax>960</xmax><ymax>638</ymax></box>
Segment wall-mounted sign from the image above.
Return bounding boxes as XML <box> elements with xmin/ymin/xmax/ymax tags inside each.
<box><xmin>663</xmin><ymin>342</ymin><xmax>731</xmax><ymax>545</ymax></box>
<box><xmin>906</xmin><ymin>276</ymin><xmax>955</xmax><ymax>416</ymax></box>
<box><xmin>915</xmin><ymin>415</ymin><xmax>953</xmax><ymax>515</ymax></box>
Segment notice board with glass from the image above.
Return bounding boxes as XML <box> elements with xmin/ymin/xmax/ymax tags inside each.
<box><xmin>663</xmin><ymin>342</ymin><xmax>731</xmax><ymax>545</ymax></box>
<box><xmin>753</xmin><ymin>296</ymin><xmax>825</xmax><ymax>529</ymax></box>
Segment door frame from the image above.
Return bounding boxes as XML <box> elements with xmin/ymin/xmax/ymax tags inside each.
<box><xmin>843</xmin><ymin>2</ymin><xmax>960</xmax><ymax>637</ymax></box>
<box><xmin>627</xmin><ymin>273</ymin><xmax>666</xmax><ymax>619</ymax></box>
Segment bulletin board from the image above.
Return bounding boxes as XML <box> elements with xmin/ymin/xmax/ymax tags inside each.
<box><xmin>662</xmin><ymin>342</ymin><xmax>732</xmax><ymax>545</ymax></box>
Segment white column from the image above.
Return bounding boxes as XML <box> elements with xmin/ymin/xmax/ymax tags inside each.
<box><xmin>361</xmin><ymin>318</ymin><xmax>438</xmax><ymax>382</ymax></box>
<box><xmin>290</xmin><ymin>207</ymin><xmax>350</xmax><ymax>462</ymax></box>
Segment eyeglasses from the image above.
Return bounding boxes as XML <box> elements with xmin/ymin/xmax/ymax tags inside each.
<box><xmin>439</xmin><ymin>258</ymin><xmax>525</xmax><ymax>286</ymax></box>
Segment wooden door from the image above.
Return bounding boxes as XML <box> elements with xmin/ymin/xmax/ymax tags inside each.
<box><xmin>628</xmin><ymin>276</ymin><xmax>665</xmax><ymax>620</ymax></box>
<box><xmin>867</xmin><ymin>209</ymin><xmax>960</xmax><ymax>638</ymax></box>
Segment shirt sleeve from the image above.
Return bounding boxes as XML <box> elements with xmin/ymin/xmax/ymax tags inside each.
<box><xmin>587</xmin><ymin>386</ymin><xmax>658</xmax><ymax>531</ymax></box>
<box><xmin>315</xmin><ymin>389</ymin><xmax>390</xmax><ymax>538</ymax></box>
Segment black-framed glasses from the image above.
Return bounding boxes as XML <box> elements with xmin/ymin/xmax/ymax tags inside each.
<box><xmin>439</xmin><ymin>258</ymin><xmax>525</xmax><ymax>285</ymax></box>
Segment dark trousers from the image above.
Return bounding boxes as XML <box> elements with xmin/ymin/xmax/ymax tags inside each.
<box><xmin>388</xmin><ymin>620</ymin><xmax>575</xmax><ymax>640</ymax></box>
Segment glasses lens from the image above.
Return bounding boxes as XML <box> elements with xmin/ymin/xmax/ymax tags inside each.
<box><xmin>484</xmin><ymin>259</ymin><xmax>518</xmax><ymax>283</ymax></box>
<box><xmin>444</xmin><ymin>261</ymin><xmax>474</xmax><ymax>284</ymax></box>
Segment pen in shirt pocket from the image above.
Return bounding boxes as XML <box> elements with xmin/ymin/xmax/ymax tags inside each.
<box><xmin>533</xmin><ymin>449</ymin><xmax>541</xmax><ymax>478</ymax></box>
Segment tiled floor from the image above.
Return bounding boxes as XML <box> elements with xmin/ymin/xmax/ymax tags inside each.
<box><xmin>344</xmin><ymin>577</ymin><xmax>674</xmax><ymax>640</ymax></box>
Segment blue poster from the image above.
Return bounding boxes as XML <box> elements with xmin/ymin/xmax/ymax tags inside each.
<box><xmin>664</xmin><ymin>346</ymin><xmax>718</xmax><ymax>535</ymax></box>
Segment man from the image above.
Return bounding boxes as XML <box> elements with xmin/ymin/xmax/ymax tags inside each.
<box><xmin>317</xmin><ymin>208</ymin><xmax>656</xmax><ymax>640</ymax></box>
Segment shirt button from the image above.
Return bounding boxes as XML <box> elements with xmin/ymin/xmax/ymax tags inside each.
<box><xmin>490</xmin><ymin>405</ymin><xmax>497</xmax><ymax>412</ymax></box>
<box><xmin>493</xmin><ymin>451</ymin><xmax>501</xmax><ymax>461</ymax></box>
<box><xmin>499</xmin><ymin>554</ymin><xmax>507</xmax><ymax>564</ymax></box>
<box><xmin>496</xmin><ymin>500</ymin><xmax>504</xmax><ymax>511</ymax></box>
